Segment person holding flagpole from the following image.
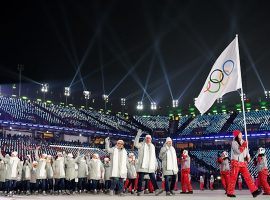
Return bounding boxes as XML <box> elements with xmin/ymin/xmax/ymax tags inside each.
<box><xmin>194</xmin><ymin>35</ymin><xmax>261</xmax><ymax>197</ymax></box>
<box><xmin>226</xmin><ymin>130</ymin><xmax>261</xmax><ymax>197</ymax></box>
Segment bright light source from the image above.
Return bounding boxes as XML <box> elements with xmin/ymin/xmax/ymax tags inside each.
<box><xmin>217</xmin><ymin>97</ymin><xmax>223</xmax><ymax>103</ymax></box>
<box><xmin>137</xmin><ymin>101</ymin><xmax>143</xmax><ymax>110</ymax></box>
<box><xmin>102</xmin><ymin>94</ymin><xmax>109</xmax><ymax>102</ymax></box>
<box><xmin>64</xmin><ymin>87</ymin><xmax>70</xmax><ymax>96</ymax></box>
<box><xmin>121</xmin><ymin>98</ymin><xmax>126</xmax><ymax>106</ymax></box>
<box><xmin>240</xmin><ymin>93</ymin><xmax>246</xmax><ymax>101</ymax></box>
<box><xmin>41</xmin><ymin>83</ymin><xmax>49</xmax><ymax>93</ymax></box>
<box><xmin>172</xmin><ymin>99</ymin><xmax>178</xmax><ymax>108</ymax></box>
<box><xmin>264</xmin><ymin>90</ymin><xmax>270</xmax><ymax>99</ymax></box>
<box><xmin>151</xmin><ymin>102</ymin><xmax>157</xmax><ymax>110</ymax></box>
<box><xmin>83</xmin><ymin>90</ymin><xmax>91</xmax><ymax>100</ymax></box>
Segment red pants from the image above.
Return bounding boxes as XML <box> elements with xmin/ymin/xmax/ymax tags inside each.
<box><xmin>258</xmin><ymin>169</ymin><xmax>270</xmax><ymax>194</ymax></box>
<box><xmin>221</xmin><ymin>171</ymin><xmax>230</xmax><ymax>192</ymax></box>
<box><xmin>200</xmin><ymin>183</ymin><xmax>204</xmax><ymax>190</ymax></box>
<box><xmin>227</xmin><ymin>160</ymin><xmax>258</xmax><ymax>195</ymax></box>
<box><xmin>210</xmin><ymin>182</ymin><xmax>214</xmax><ymax>190</ymax></box>
<box><xmin>162</xmin><ymin>180</ymin><xmax>165</xmax><ymax>190</ymax></box>
<box><xmin>238</xmin><ymin>182</ymin><xmax>242</xmax><ymax>190</ymax></box>
<box><xmin>181</xmin><ymin>169</ymin><xmax>193</xmax><ymax>192</ymax></box>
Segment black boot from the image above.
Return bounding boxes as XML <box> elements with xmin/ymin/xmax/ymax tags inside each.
<box><xmin>252</xmin><ymin>189</ymin><xmax>262</xmax><ymax>198</ymax></box>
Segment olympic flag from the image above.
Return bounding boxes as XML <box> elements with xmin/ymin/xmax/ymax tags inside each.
<box><xmin>195</xmin><ymin>35</ymin><xmax>242</xmax><ymax>114</ymax></box>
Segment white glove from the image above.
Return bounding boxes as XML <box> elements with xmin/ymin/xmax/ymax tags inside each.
<box><xmin>137</xmin><ymin>129</ymin><xmax>143</xmax><ymax>136</ymax></box>
<box><xmin>105</xmin><ymin>137</ymin><xmax>110</xmax><ymax>143</ymax></box>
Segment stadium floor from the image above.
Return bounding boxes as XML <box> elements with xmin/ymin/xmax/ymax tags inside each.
<box><xmin>2</xmin><ymin>190</ymin><xmax>269</xmax><ymax>200</ymax></box>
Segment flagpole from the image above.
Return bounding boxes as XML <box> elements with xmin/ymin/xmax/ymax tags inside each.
<box><xmin>236</xmin><ymin>34</ymin><xmax>249</xmax><ymax>143</ymax></box>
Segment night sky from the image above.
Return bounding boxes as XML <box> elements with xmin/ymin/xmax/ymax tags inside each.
<box><xmin>0</xmin><ymin>0</ymin><xmax>270</xmax><ymax>113</ymax></box>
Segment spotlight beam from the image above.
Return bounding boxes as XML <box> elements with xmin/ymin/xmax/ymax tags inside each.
<box><xmin>108</xmin><ymin>47</ymin><xmax>152</xmax><ymax>96</ymax></box>
<box><xmin>142</xmin><ymin>54</ymin><xmax>155</xmax><ymax>101</ymax></box>
<box><xmin>177</xmin><ymin>35</ymin><xmax>233</xmax><ymax>101</ymax></box>
<box><xmin>59</xmin><ymin>3</ymin><xmax>86</xmax><ymax>91</ymax></box>
<box><xmin>105</xmin><ymin>26</ymin><xmax>154</xmax><ymax>102</ymax></box>
<box><xmin>98</xmin><ymin>37</ymin><xmax>106</xmax><ymax>95</ymax></box>
<box><xmin>240</xmin><ymin>37</ymin><xmax>266</xmax><ymax>92</ymax></box>
<box><xmin>0</xmin><ymin>64</ymin><xmax>42</xmax><ymax>85</ymax></box>
<box><xmin>154</xmin><ymin>40</ymin><xmax>174</xmax><ymax>100</ymax></box>
<box><xmin>72</xmin><ymin>41</ymin><xmax>148</xmax><ymax>86</ymax></box>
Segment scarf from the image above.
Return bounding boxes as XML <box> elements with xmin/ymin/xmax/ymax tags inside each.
<box><xmin>58</xmin><ymin>157</ymin><xmax>65</xmax><ymax>177</ymax></box>
<box><xmin>142</xmin><ymin>143</ymin><xmax>156</xmax><ymax>171</ymax></box>
<box><xmin>92</xmin><ymin>159</ymin><xmax>101</xmax><ymax>178</ymax></box>
<box><xmin>39</xmin><ymin>158</ymin><xmax>46</xmax><ymax>177</ymax></box>
<box><xmin>112</xmin><ymin>147</ymin><xmax>127</xmax><ymax>178</ymax></box>
<box><xmin>10</xmin><ymin>157</ymin><xmax>19</xmax><ymax>178</ymax></box>
<box><xmin>166</xmin><ymin>146</ymin><xmax>178</xmax><ymax>172</ymax></box>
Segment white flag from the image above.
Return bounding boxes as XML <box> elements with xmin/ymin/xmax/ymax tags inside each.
<box><xmin>195</xmin><ymin>35</ymin><xmax>242</xmax><ymax>114</ymax></box>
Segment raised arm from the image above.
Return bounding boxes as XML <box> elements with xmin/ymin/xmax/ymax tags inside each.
<box><xmin>105</xmin><ymin>138</ymin><xmax>113</xmax><ymax>153</ymax></box>
<box><xmin>35</xmin><ymin>147</ymin><xmax>40</xmax><ymax>161</ymax></box>
<box><xmin>134</xmin><ymin>129</ymin><xmax>143</xmax><ymax>149</ymax></box>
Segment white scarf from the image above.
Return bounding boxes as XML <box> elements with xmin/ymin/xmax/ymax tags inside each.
<box><xmin>142</xmin><ymin>143</ymin><xmax>156</xmax><ymax>171</ymax></box>
<box><xmin>166</xmin><ymin>146</ymin><xmax>178</xmax><ymax>172</ymax></box>
<box><xmin>92</xmin><ymin>159</ymin><xmax>101</xmax><ymax>178</ymax></box>
<box><xmin>25</xmin><ymin>165</ymin><xmax>31</xmax><ymax>179</ymax></box>
<box><xmin>40</xmin><ymin>159</ymin><xmax>46</xmax><ymax>177</ymax></box>
<box><xmin>112</xmin><ymin>147</ymin><xmax>127</xmax><ymax>178</ymax></box>
<box><xmin>10</xmin><ymin>157</ymin><xmax>19</xmax><ymax>178</ymax></box>
<box><xmin>58</xmin><ymin>157</ymin><xmax>65</xmax><ymax>177</ymax></box>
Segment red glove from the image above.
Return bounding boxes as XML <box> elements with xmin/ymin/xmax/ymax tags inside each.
<box><xmin>217</xmin><ymin>158</ymin><xmax>223</xmax><ymax>164</ymax></box>
<box><xmin>241</xmin><ymin>141</ymin><xmax>248</xmax><ymax>148</ymax></box>
<box><xmin>182</xmin><ymin>154</ymin><xmax>187</xmax><ymax>160</ymax></box>
<box><xmin>257</xmin><ymin>156</ymin><xmax>262</xmax><ymax>163</ymax></box>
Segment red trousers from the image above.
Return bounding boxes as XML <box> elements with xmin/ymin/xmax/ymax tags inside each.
<box><xmin>258</xmin><ymin>169</ymin><xmax>270</xmax><ymax>194</ymax></box>
<box><xmin>200</xmin><ymin>183</ymin><xmax>204</xmax><ymax>190</ymax></box>
<box><xmin>238</xmin><ymin>182</ymin><xmax>242</xmax><ymax>190</ymax></box>
<box><xmin>181</xmin><ymin>169</ymin><xmax>193</xmax><ymax>192</ymax></box>
<box><xmin>227</xmin><ymin>160</ymin><xmax>258</xmax><ymax>195</ymax></box>
<box><xmin>210</xmin><ymin>182</ymin><xmax>214</xmax><ymax>190</ymax></box>
<box><xmin>221</xmin><ymin>170</ymin><xmax>230</xmax><ymax>192</ymax></box>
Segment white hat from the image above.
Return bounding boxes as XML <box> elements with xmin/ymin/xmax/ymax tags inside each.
<box><xmin>42</xmin><ymin>153</ymin><xmax>47</xmax><ymax>157</ymax></box>
<box><xmin>221</xmin><ymin>151</ymin><xmax>228</xmax><ymax>158</ymax></box>
<box><xmin>57</xmin><ymin>152</ymin><xmax>63</xmax><ymax>155</ymax></box>
<box><xmin>12</xmin><ymin>151</ymin><xmax>18</xmax><ymax>156</ymax></box>
<box><xmin>183</xmin><ymin>150</ymin><xmax>188</xmax><ymax>156</ymax></box>
<box><xmin>104</xmin><ymin>157</ymin><xmax>110</xmax><ymax>162</ymax></box>
<box><xmin>258</xmin><ymin>147</ymin><xmax>265</xmax><ymax>155</ymax></box>
<box><xmin>145</xmin><ymin>134</ymin><xmax>152</xmax><ymax>139</ymax></box>
<box><xmin>93</xmin><ymin>153</ymin><xmax>99</xmax><ymax>158</ymax></box>
<box><xmin>47</xmin><ymin>155</ymin><xmax>52</xmax><ymax>158</ymax></box>
<box><xmin>68</xmin><ymin>153</ymin><xmax>73</xmax><ymax>158</ymax></box>
<box><xmin>33</xmin><ymin>161</ymin><xmax>38</xmax><ymax>165</ymax></box>
<box><xmin>166</xmin><ymin>137</ymin><xmax>172</xmax><ymax>143</ymax></box>
<box><xmin>128</xmin><ymin>153</ymin><xmax>134</xmax><ymax>157</ymax></box>
<box><xmin>117</xmin><ymin>140</ymin><xmax>124</xmax><ymax>144</ymax></box>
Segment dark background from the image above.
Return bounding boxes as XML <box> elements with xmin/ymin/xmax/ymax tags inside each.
<box><xmin>0</xmin><ymin>0</ymin><xmax>269</xmax><ymax>113</ymax></box>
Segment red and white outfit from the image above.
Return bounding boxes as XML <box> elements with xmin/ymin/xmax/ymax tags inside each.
<box><xmin>255</xmin><ymin>148</ymin><xmax>270</xmax><ymax>195</ymax></box>
<box><xmin>238</xmin><ymin>175</ymin><xmax>242</xmax><ymax>190</ymax></box>
<box><xmin>180</xmin><ymin>150</ymin><xmax>193</xmax><ymax>193</ymax></box>
<box><xmin>199</xmin><ymin>176</ymin><xmax>204</xmax><ymax>191</ymax></box>
<box><xmin>210</xmin><ymin>175</ymin><xmax>214</xmax><ymax>190</ymax></box>
<box><xmin>227</xmin><ymin>130</ymin><xmax>260</xmax><ymax>197</ymax></box>
<box><xmin>217</xmin><ymin>152</ymin><xmax>230</xmax><ymax>193</ymax></box>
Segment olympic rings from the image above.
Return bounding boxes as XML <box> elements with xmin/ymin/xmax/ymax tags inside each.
<box><xmin>210</xmin><ymin>69</ymin><xmax>224</xmax><ymax>83</ymax></box>
<box><xmin>204</xmin><ymin>60</ymin><xmax>234</xmax><ymax>93</ymax></box>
